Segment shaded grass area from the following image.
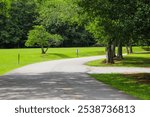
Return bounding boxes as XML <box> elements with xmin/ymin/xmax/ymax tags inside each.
<box><xmin>0</xmin><ymin>47</ymin><xmax>105</xmax><ymax>75</ymax></box>
<box><xmin>125</xmin><ymin>73</ymin><xmax>150</xmax><ymax>84</ymax></box>
<box><xmin>142</xmin><ymin>46</ymin><xmax>150</xmax><ymax>51</ymax></box>
<box><xmin>86</xmin><ymin>51</ymin><xmax>150</xmax><ymax>67</ymax></box>
<box><xmin>90</xmin><ymin>74</ymin><xmax>150</xmax><ymax>100</ymax></box>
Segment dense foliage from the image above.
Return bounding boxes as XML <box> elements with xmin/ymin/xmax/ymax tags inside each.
<box><xmin>78</xmin><ymin>0</ymin><xmax>150</xmax><ymax>63</ymax></box>
<box><xmin>0</xmin><ymin>0</ymin><xmax>95</xmax><ymax>48</ymax></box>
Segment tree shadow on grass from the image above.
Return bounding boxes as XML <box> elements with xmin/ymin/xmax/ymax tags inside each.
<box><xmin>134</xmin><ymin>51</ymin><xmax>150</xmax><ymax>54</ymax></box>
<box><xmin>81</xmin><ymin>51</ymin><xmax>105</xmax><ymax>56</ymax></box>
<box><xmin>124</xmin><ymin>73</ymin><xmax>150</xmax><ymax>84</ymax></box>
<box><xmin>46</xmin><ymin>53</ymin><xmax>72</xmax><ymax>58</ymax></box>
<box><xmin>142</xmin><ymin>47</ymin><xmax>150</xmax><ymax>51</ymax></box>
<box><xmin>122</xmin><ymin>56</ymin><xmax>150</xmax><ymax>67</ymax></box>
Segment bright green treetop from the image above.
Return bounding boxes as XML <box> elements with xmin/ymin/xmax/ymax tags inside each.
<box><xmin>25</xmin><ymin>25</ymin><xmax>63</xmax><ymax>54</ymax></box>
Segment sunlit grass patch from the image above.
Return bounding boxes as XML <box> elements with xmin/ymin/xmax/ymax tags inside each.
<box><xmin>90</xmin><ymin>73</ymin><xmax>150</xmax><ymax>100</ymax></box>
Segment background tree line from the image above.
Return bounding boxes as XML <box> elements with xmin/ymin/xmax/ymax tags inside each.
<box><xmin>0</xmin><ymin>0</ymin><xmax>95</xmax><ymax>48</ymax></box>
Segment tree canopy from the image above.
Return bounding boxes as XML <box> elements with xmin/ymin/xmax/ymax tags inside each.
<box><xmin>26</xmin><ymin>25</ymin><xmax>63</xmax><ymax>54</ymax></box>
<box><xmin>78</xmin><ymin>0</ymin><xmax>150</xmax><ymax>63</ymax></box>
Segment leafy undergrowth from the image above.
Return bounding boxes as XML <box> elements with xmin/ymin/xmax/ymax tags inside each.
<box><xmin>90</xmin><ymin>74</ymin><xmax>150</xmax><ymax>100</ymax></box>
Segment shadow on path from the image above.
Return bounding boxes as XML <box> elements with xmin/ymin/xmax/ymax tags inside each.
<box><xmin>0</xmin><ymin>72</ymin><xmax>137</xmax><ymax>100</ymax></box>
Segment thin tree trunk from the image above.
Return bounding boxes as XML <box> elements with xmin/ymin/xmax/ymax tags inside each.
<box><xmin>106</xmin><ymin>41</ymin><xmax>114</xmax><ymax>64</ymax></box>
<box><xmin>117</xmin><ymin>40</ymin><xmax>123</xmax><ymax>59</ymax></box>
<box><xmin>129</xmin><ymin>44</ymin><xmax>133</xmax><ymax>54</ymax></box>
<box><xmin>45</xmin><ymin>47</ymin><xmax>49</xmax><ymax>53</ymax></box>
<box><xmin>112</xmin><ymin>41</ymin><xmax>116</xmax><ymax>57</ymax></box>
<box><xmin>126</xmin><ymin>45</ymin><xmax>129</xmax><ymax>54</ymax></box>
<box><xmin>41</xmin><ymin>46</ymin><xmax>45</xmax><ymax>54</ymax></box>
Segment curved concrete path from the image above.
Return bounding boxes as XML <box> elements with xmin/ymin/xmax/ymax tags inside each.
<box><xmin>0</xmin><ymin>55</ymin><xmax>149</xmax><ymax>100</ymax></box>
<box><xmin>6</xmin><ymin>55</ymin><xmax>150</xmax><ymax>75</ymax></box>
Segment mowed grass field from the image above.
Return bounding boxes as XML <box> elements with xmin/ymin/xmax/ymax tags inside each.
<box><xmin>0</xmin><ymin>47</ymin><xmax>105</xmax><ymax>75</ymax></box>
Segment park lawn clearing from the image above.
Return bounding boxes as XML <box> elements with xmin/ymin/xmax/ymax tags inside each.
<box><xmin>86</xmin><ymin>51</ymin><xmax>150</xmax><ymax>67</ymax></box>
<box><xmin>90</xmin><ymin>73</ymin><xmax>150</xmax><ymax>100</ymax></box>
<box><xmin>0</xmin><ymin>47</ymin><xmax>105</xmax><ymax>75</ymax></box>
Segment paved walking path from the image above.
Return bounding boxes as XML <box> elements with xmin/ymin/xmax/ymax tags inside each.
<box><xmin>0</xmin><ymin>56</ymin><xmax>149</xmax><ymax>100</ymax></box>
<box><xmin>6</xmin><ymin>55</ymin><xmax>150</xmax><ymax>75</ymax></box>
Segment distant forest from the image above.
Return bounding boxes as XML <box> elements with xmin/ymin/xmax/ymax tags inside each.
<box><xmin>0</xmin><ymin>0</ymin><xmax>96</xmax><ymax>48</ymax></box>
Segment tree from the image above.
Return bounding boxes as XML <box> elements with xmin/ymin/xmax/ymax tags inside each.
<box><xmin>0</xmin><ymin>1</ymin><xmax>9</xmax><ymax>48</ymax></box>
<box><xmin>78</xmin><ymin>0</ymin><xmax>120</xmax><ymax>63</ymax></box>
<box><xmin>25</xmin><ymin>25</ymin><xmax>63</xmax><ymax>54</ymax></box>
<box><xmin>48</xmin><ymin>22</ymin><xmax>95</xmax><ymax>47</ymax></box>
<box><xmin>6</xmin><ymin>0</ymin><xmax>38</xmax><ymax>47</ymax></box>
<box><xmin>36</xmin><ymin>0</ymin><xmax>95</xmax><ymax>47</ymax></box>
<box><xmin>37</xmin><ymin>0</ymin><xmax>79</xmax><ymax>27</ymax></box>
<box><xmin>78</xmin><ymin>0</ymin><xmax>150</xmax><ymax>63</ymax></box>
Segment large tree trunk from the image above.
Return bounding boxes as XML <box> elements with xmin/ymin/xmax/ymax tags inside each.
<box><xmin>106</xmin><ymin>41</ymin><xmax>114</xmax><ymax>64</ymax></box>
<box><xmin>117</xmin><ymin>40</ymin><xmax>123</xmax><ymax>59</ymax></box>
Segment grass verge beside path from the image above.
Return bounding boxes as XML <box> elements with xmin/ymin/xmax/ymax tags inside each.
<box><xmin>90</xmin><ymin>74</ymin><xmax>150</xmax><ymax>100</ymax></box>
<box><xmin>0</xmin><ymin>47</ymin><xmax>105</xmax><ymax>75</ymax></box>
<box><xmin>86</xmin><ymin>51</ymin><xmax>150</xmax><ymax>67</ymax></box>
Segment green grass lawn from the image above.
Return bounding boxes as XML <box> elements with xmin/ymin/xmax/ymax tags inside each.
<box><xmin>0</xmin><ymin>47</ymin><xmax>105</xmax><ymax>75</ymax></box>
<box><xmin>86</xmin><ymin>48</ymin><xmax>150</xmax><ymax>67</ymax></box>
<box><xmin>90</xmin><ymin>74</ymin><xmax>150</xmax><ymax>100</ymax></box>
<box><xmin>0</xmin><ymin>46</ymin><xmax>148</xmax><ymax>75</ymax></box>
